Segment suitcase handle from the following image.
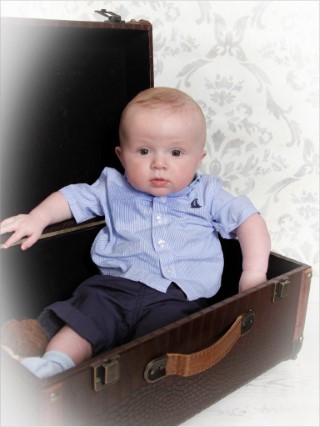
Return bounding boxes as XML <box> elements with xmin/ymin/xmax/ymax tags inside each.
<box><xmin>144</xmin><ymin>311</ymin><xmax>254</xmax><ymax>383</ymax></box>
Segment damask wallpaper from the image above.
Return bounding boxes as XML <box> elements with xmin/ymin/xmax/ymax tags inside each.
<box><xmin>1</xmin><ymin>1</ymin><xmax>319</xmax><ymax>282</ymax></box>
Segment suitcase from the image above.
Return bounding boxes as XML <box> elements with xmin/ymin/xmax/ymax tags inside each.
<box><xmin>0</xmin><ymin>13</ymin><xmax>312</xmax><ymax>426</ymax></box>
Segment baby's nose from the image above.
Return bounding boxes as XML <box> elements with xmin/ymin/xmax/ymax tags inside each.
<box><xmin>151</xmin><ymin>154</ymin><xmax>167</xmax><ymax>169</ymax></box>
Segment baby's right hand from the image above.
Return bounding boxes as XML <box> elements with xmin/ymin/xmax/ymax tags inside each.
<box><xmin>0</xmin><ymin>214</ymin><xmax>45</xmax><ymax>250</ymax></box>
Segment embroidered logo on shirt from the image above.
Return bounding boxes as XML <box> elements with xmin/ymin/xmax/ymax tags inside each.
<box><xmin>191</xmin><ymin>199</ymin><xmax>201</xmax><ymax>208</ymax></box>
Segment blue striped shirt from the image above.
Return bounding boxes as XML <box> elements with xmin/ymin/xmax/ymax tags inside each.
<box><xmin>60</xmin><ymin>167</ymin><xmax>257</xmax><ymax>301</ymax></box>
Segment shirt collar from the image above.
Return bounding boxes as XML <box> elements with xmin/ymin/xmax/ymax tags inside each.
<box><xmin>166</xmin><ymin>171</ymin><xmax>201</xmax><ymax>198</ymax></box>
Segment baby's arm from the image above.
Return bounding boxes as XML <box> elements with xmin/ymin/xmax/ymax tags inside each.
<box><xmin>235</xmin><ymin>213</ymin><xmax>271</xmax><ymax>292</ymax></box>
<box><xmin>0</xmin><ymin>191</ymin><xmax>72</xmax><ymax>250</ymax></box>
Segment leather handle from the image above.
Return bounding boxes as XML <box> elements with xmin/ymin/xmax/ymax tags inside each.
<box><xmin>144</xmin><ymin>311</ymin><xmax>254</xmax><ymax>383</ymax></box>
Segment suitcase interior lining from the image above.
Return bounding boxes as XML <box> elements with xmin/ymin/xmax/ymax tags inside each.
<box><xmin>1</xmin><ymin>20</ymin><xmax>151</xmax><ymax>218</ymax></box>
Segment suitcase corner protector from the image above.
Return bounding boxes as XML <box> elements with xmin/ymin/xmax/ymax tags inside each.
<box><xmin>290</xmin><ymin>335</ymin><xmax>304</xmax><ymax>359</ymax></box>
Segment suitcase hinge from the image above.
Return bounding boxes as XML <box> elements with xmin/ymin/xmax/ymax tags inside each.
<box><xmin>95</xmin><ymin>9</ymin><xmax>124</xmax><ymax>23</ymax></box>
<box><xmin>92</xmin><ymin>357</ymin><xmax>120</xmax><ymax>392</ymax></box>
<box><xmin>273</xmin><ymin>278</ymin><xmax>290</xmax><ymax>302</ymax></box>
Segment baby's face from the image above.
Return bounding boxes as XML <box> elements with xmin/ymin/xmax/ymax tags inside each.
<box><xmin>116</xmin><ymin>107</ymin><xmax>206</xmax><ymax>197</ymax></box>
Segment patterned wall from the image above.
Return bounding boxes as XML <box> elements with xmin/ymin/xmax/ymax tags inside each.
<box><xmin>1</xmin><ymin>1</ymin><xmax>319</xmax><ymax>280</ymax></box>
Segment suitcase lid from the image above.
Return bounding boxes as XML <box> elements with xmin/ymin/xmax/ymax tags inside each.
<box><xmin>0</xmin><ymin>15</ymin><xmax>153</xmax><ymax>219</ymax></box>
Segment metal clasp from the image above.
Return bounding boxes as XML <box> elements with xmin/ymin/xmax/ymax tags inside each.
<box><xmin>241</xmin><ymin>311</ymin><xmax>255</xmax><ymax>334</ymax></box>
<box><xmin>93</xmin><ymin>357</ymin><xmax>120</xmax><ymax>392</ymax></box>
<box><xmin>273</xmin><ymin>278</ymin><xmax>290</xmax><ymax>302</ymax></box>
<box><xmin>144</xmin><ymin>356</ymin><xmax>167</xmax><ymax>384</ymax></box>
<box><xmin>95</xmin><ymin>9</ymin><xmax>123</xmax><ymax>23</ymax></box>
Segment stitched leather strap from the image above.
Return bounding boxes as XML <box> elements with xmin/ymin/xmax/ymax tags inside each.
<box><xmin>144</xmin><ymin>312</ymin><xmax>254</xmax><ymax>383</ymax></box>
<box><xmin>167</xmin><ymin>313</ymin><xmax>245</xmax><ymax>376</ymax></box>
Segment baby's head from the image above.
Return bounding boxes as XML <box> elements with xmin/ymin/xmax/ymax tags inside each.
<box><xmin>116</xmin><ymin>87</ymin><xmax>206</xmax><ymax>197</ymax></box>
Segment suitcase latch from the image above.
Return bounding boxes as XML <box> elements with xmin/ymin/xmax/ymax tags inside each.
<box><xmin>93</xmin><ymin>357</ymin><xmax>120</xmax><ymax>392</ymax></box>
<box><xmin>95</xmin><ymin>9</ymin><xmax>124</xmax><ymax>23</ymax></box>
<box><xmin>273</xmin><ymin>278</ymin><xmax>290</xmax><ymax>302</ymax></box>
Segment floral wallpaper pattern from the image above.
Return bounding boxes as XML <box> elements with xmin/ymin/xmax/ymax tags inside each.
<box><xmin>1</xmin><ymin>1</ymin><xmax>319</xmax><ymax>280</ymax></box>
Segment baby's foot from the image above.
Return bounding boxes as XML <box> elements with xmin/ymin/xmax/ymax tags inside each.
<box><xmin>21</xmin><ymin>350</ymin><xmax>75</xmax><ymax>379</ymax></box>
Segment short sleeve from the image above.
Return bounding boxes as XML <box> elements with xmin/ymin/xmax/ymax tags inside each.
<box><xmin>211</xmin><ymin>187</ymin><xmax>258</xmax><ymax>239</ymax></box>
<box><xmin>59</xmin><ymin>168</ymin><xmax>109</xmax><ymax>223</ymax></box>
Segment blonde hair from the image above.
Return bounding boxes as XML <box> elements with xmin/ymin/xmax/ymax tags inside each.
<box><xmin>119</xmin><ymin>87</ymin><xmax>206</xmax><ymax>144</ymax></box>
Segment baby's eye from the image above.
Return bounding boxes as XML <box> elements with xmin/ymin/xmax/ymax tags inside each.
<box><xmin>172</xmin><ymin>150</ymin><xmax>182</xmax><ymax>157</ymax></box>
<box><xmin>139</xmin><ymin>148</ymin><xmax>149</xmax><ymax>155</ymax></box>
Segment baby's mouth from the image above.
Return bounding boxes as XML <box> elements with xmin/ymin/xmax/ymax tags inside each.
<box><xmin>150</xmin><ymin>178</ymin><xmax>169</xmax><ymax>187</ymax></box>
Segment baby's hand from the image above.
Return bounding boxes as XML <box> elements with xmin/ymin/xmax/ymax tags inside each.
<box><xmin>0</xmin><ymin>214</ymin><xmax>46</xmax><ymax>250</ymax></box>
<box><xmin>239</xmin><ymin>270</ymin><xmax>267</xmax><ymax>292</ymax></box>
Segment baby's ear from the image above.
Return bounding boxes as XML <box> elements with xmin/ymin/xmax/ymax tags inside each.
<box><xmin>115</xmin><ymin>146</ymin><xmax>122</xmax><ymax>159</ymax></box>
<box><xmin>115</xmin><ymin>146</ymin><xmax>126</xmax><ymax>169</ymax></box>
<box><xmin>198</xmin><ymin>150</ymin><xmax>206</xmax><ymax>167</ymax></box>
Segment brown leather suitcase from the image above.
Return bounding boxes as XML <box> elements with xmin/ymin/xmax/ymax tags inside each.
<box><xmin>0</xmin><ymin>14</ymin><xmax>312</xmax><ymax>426</ymax></box>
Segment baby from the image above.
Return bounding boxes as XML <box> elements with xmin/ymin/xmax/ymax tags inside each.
<box><xmin>0</xmin><ymin>87</ymin><xmax>271</xmax><ymax>378</ymax></box>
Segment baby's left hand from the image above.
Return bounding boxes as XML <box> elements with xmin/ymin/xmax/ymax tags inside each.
<box><xmin>239</xmin><ymin>270</ymin><xmax>267</xmax><ymax>292</ymax></box>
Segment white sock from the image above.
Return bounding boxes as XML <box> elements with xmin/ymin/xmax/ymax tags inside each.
<box><xmin>21</xmin><ymin>350</ymin><xmax>75</xmax><ymax>379</ymax></box>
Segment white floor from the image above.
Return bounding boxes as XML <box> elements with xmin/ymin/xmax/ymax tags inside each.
<box><xmin>182</xmin><ymin>277</ymin><xmax>319</xmax><ymax>427</ymax></box>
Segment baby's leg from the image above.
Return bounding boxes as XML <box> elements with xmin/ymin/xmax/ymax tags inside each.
<box><xmin>22</xmin><ymin>325</ymin><xmax>92</xmax><ymax>378</ymax></box>
<box><xmin>46</xmin><ymin>325</ymin><xmax>92</xmax><ymax>364</ymax></box>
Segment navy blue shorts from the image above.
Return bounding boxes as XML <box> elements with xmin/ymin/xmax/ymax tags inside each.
<box><xmin>38</xmin><ymin>275</ymin><xmax>208</xmax><ymax>355</ymax></box>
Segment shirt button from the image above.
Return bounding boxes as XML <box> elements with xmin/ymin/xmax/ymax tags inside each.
<box><xmin>156</xmin><ymin>215</ymin><xmax>162</xmax><ymax>223</ymax></box>
<box><xmin>158</xmin><ymin>239</ymin><xmax>165</xmax><ymax>248</ymax></box>
<box><xmin>166</xmin><ymin>268</ymin><xmax>173</xmax><ymax>275</ymax></box>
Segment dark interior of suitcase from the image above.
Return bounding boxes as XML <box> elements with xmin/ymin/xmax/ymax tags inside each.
<box><xmin>0</xmin><ymin>19</ymin><xmax>301</xmax><ymax>329</ymax></box>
